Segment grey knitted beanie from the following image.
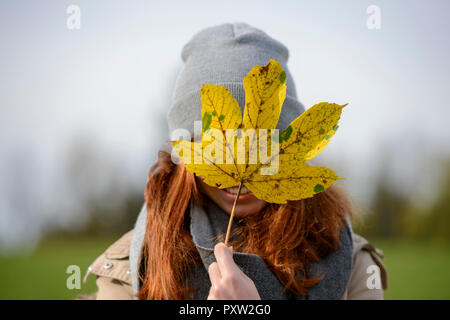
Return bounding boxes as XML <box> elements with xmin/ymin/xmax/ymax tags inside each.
<box><xmin>167</xmin><ymin>22</ymin><xmax>305</xmax><ymax>139</ymax></box>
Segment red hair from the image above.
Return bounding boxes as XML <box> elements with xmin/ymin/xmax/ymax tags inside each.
<box><xmin>138</xmin><ymin>151</ymin><xmax>354</xmax><ymax>299</ymax></box>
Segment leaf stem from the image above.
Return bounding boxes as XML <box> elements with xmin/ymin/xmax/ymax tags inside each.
<box><xmin>224</xmin><ymin>182</ymin><xmax>243</xmax><ymax>246</ymax></box>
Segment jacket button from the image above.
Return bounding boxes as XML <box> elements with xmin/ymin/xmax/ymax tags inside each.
<box><xmin>103</xmin><ymin>262</ymin><xmax>113</xmax><ymax>269</ymax></box>
<box><xmin>126</xmin><ymin>269</ymin><xmax>131</xmax><ymax>275</ymax></box>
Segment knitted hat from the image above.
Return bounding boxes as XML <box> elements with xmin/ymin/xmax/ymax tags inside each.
<box><xmin>167</xmin><ymin>22</ymin><xmax>305</xmax><ymax>139</ymax></box>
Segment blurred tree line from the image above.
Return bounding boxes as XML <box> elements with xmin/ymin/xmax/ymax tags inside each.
<box><xmin>355</xmin><ymin>158</ymin><xmax>450</xmax><ymax>243</ymax></box>
<box><xmin>51</xmin><ymin>144</ymin><xmax>450</xmax><ymax>245</ymax></box>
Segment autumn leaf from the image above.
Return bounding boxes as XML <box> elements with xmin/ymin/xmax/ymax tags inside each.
<box><xmin>170</xmin><ymin>58</ymin><xmax>346</xmax><ymax>204</ymax></box>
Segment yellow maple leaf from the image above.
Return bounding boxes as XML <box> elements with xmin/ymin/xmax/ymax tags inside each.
<box><xmin>170</xmin><ymin>58</ymin><xmax>346</xmax><ymax>204</ymax></box>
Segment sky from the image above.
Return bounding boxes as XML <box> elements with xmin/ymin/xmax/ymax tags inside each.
<box><xmin>1</xmin><ymin>0</ymin><xmax>449</xmax><ymax>250</ymax></box>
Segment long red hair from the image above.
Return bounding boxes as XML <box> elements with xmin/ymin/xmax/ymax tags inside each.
<box><xmin>138</xmin><ymin>151</ymin><xmax>354</xmax><ymax>299</ymax></box>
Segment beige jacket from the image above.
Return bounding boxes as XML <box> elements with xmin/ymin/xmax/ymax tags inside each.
<box><xmin>83</xmin><ymin>230</ymin><xmax>388</xmax><ymax>300</ymax></box>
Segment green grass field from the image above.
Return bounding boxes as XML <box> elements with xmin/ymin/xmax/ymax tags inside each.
<box><xmin>0</xmin><ymin>236</ymin><xmax>117</xmax><ymax>300</ymax></box>
<box><xmin>0</xmin><ymin>236</ymin><xmax>449</xmax><ymax>299</ymax></box>
<box><xmin>370</xmin><ymin>239</ymin><xmax>450</xmax><ymax>299</ymax></box>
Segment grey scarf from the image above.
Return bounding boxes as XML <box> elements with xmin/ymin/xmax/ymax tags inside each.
<box><xmin>130</xmin><ymin>199</ymin><xmax>353</xmax><ymax>300</ymax></box>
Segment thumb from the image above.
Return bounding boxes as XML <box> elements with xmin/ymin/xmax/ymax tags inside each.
<box><xmin>214</xmin><ymin>243</ymin><xmax>238</xmax><ymax>275</ymax></box>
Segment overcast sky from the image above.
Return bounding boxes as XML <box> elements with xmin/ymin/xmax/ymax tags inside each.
<box><xmin>1</xmin><ymin>0</ymin><xmax>449</xmax><ymax>250</ymax></box>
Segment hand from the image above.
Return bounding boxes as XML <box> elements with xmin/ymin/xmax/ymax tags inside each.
<box><xmin>207</xmin><ymin>242</ymin><xmax>261</xmax><ymax>300</ymax></box>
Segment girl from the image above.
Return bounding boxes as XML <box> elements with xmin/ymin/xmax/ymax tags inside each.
<box><xmin>83</xmin><ymin>22</ymin><xmax>387</xmax><ymax>300</ymax></box>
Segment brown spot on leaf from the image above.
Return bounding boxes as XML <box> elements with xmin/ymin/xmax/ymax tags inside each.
<box><xmin>260</xmin><ymin>64</ymin><xmax>269</xmax><ymax>74</ymax></box>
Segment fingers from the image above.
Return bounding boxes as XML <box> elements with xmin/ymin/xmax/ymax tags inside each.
<box><xmin>208</xmin><ymin>261</ymin><xmax>221</xmax><ymax>285</ymax></box>
<box><xmin>208</xmin><ymin>243</ymin><xmax>261</xmax><ymax>300</ymax></box>
<box><xmin>208</xmin><ymin>261</ymin><xmax>223</xmax><ymax>300</ymax></box>
<box><xmin>214</xmin><ymin>242</ymin><xmax>238</xmax><ymax>278</ymax></box>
